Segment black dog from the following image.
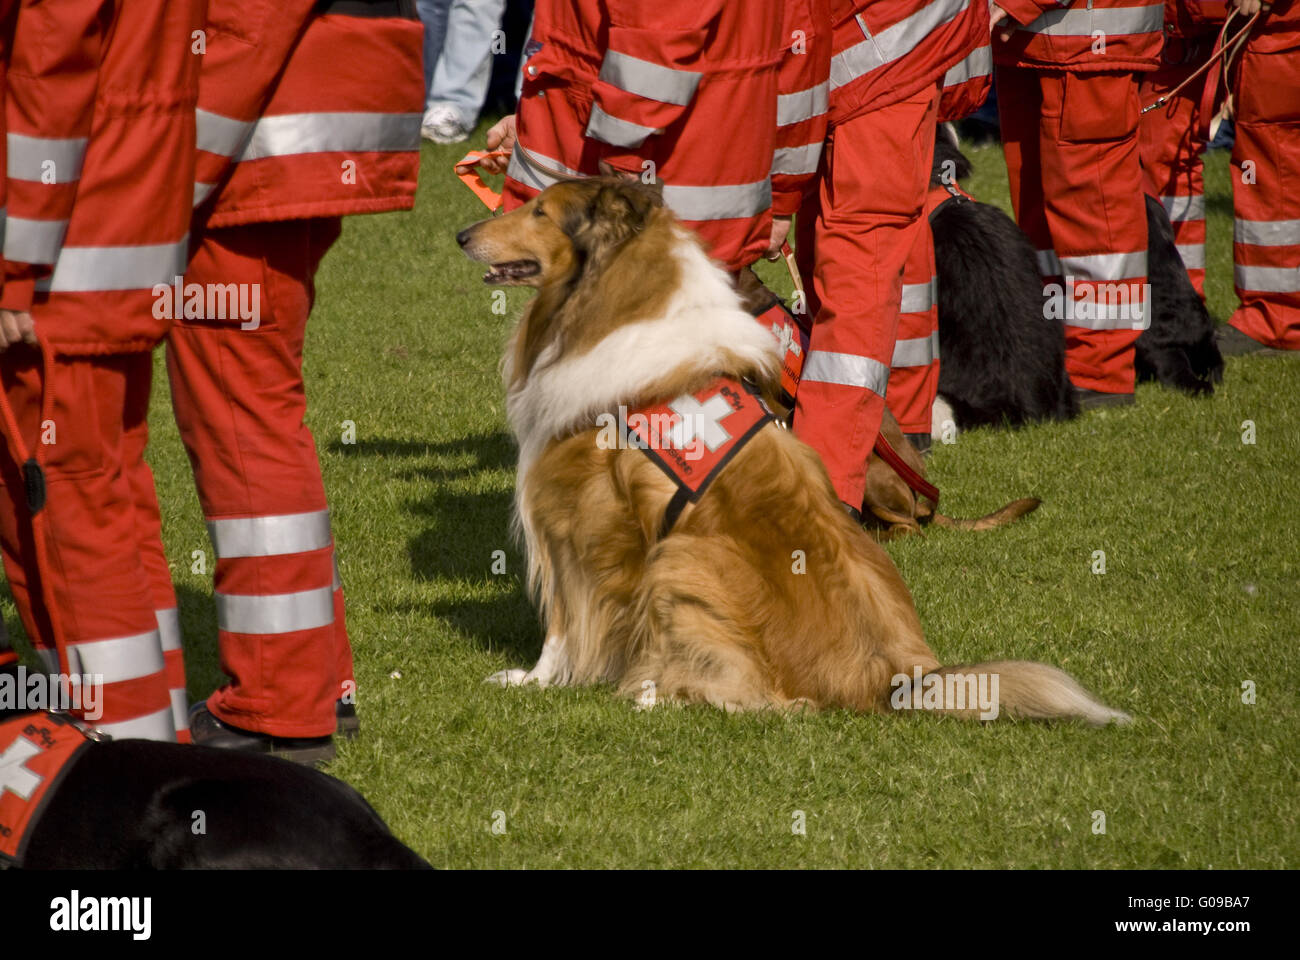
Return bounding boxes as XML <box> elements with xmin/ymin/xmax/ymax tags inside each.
<box><xmin>3</xmin><ymin>704</ymin><xmax>429</xmax><ymax>869</ymax></box>
<box><xmin>930</xmin><ymin>132</ymin><xmax>1224</xmax><ymax>430</ymax></box>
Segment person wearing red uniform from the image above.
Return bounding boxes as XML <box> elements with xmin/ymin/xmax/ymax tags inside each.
<box><xmin>498</xmin><ymin>0</ymin><xmax>786</xmax><ymax>273</ymax></box>
<box><xmin>993</xmin><ymin>0</ymin><xmax>1165</xmax><ymax>403</ymax></box>
<box><xmin>1225</xmin><ymin>0</ymin><xmax>1300</xmax><ymax>351</ymax></box>
<box><xmin>0</xmin><ymin>0</ymin><xmax>202</xmax><ymax>741</ymax></box>
<box><xmin>791</xmin><ymin>0</ymin><xmax>987</xmax><ymax>511</ymax></box>
<box><xmin>174</xmin><ymin>0</ymin><xmax>423</xmax><ymax>762</ymax></box>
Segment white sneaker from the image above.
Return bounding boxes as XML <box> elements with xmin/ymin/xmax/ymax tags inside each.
<box><xmin>421</xmin><ymin>105</ymin><xmax>471</xmax><ymax>144</ymax></box>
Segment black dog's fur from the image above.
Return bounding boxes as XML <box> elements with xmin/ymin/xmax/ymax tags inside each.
<box><xmin>929</xmin><ymin>132</ymin><xmax>1224</xmax><ymax>429</ymax></box>
<box><xmin>4</xmin><ymin>701</ymin><xmax>430</xmax><ymax>869</ymax></box>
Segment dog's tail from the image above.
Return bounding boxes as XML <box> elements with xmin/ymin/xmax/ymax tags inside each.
<box><xmin>929</xmin><ymin>497</ymin><xmax>1041</xmax><ymax>532</ymax></box>
<box><xmin>897</xmin><ymin>661</ymin><xmax>1131</xmax><ymax>726</ymax></box>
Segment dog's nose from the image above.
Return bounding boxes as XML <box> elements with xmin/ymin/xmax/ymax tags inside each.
<box><xmin>456</xmin><ymin>228</ymin><xmax>472</xmax><ymax>248</ymax></box>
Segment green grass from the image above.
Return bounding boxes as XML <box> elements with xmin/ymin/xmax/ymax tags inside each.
<box><xmin>6</xmin><ymin>129</ymin><xmax>1298</xmax><ymax>868</ymax></box>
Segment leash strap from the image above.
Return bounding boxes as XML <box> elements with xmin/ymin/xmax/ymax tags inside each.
<box><xmin>453</xmin><ymin>150</ymin><xmax>510</xmax><ymax>211</ymax></box>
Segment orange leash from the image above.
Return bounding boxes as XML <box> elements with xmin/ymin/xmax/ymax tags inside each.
<box><xmin>453</xmin><ymin>150</ymin><xmax>510</xmax><ymax>212</ymax></box>
<box><xmin>0</xmin><ymin>335</ymin><xmax>74</xmax><ymax>676</ymax></box>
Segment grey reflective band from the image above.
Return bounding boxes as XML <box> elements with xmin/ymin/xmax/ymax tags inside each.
<box><xmin>169</xmin><ymin>689</ymin><xmax>190</xmax><ymax>734</ymax></box>
<box><xmin>216</xmin><ymin>585</ymin><xmax>336</xmax><ymax>635</ymax></box>
<box><xmin>1021</xmin><ymin>3</ymin><xmax>1163</xmax><ymax>36</ymax></box>
<box><xmin>1234</xmin><ymin>218</ymin><xmax>1300</xmax><ymax>247</ymax></box>
<box><xmin>771</xmin><ymin>143</ymin><xmax>823</xmax><ymax>177</ymax></box>
<box><xmin>37</xmin><ymin>647</ymin><xmax>58</xmax><ymax>674</ymax></box>
<box><xmin>96</xmin><ymin>707</ymin><xmax>176</xmax><ymax>742</ymax></box>
<box><xmin>585</xmin><ymin>103</ymin><xmax>659</xmax><ymax>149</ymax></box>
<box><xmin>899</xmin><ymin>279</ymin><xmax>937</xmax><ymax>314</ymax></box>
<box><xmin>943</xmin><ymin>44</ymin><xmax>992</xmax><ymax>87</ymax></box>
<box><xmin>197</xmin><ymin>108</ymin><xmax>421</xmax><ymax>161</ymax></box>
<box><xmin>193</xmin><ymin>182</ymin><xmax>217</xmax><ymax>207</ymax></box>
<box><xmin>156</xmin><ymin>607</ymin><xmax>183</xmax><ymax>653</ymax></box>
<box><xmin>35</xmin><ymin>236</ymin><xmax>189</xmax><ymax>293</ymax></box>
<box><xmin>1176</xmin><ymin>243</ymin><xmax>1205</xmax><ymax>270</ymax></box>
<box><xmin>777</xmin><ymin>82</ymin><xmax>830</xmax><ymax>126</ymax></box>
<box><xmin>1235</xmin><ymin>264</ymin><xmax>1300</xmax><ymax>293</ymax></box>
<box><xmin>1161</xmin><ymin>195</ymin><xmax>1204</xmax><ymax>222</ymax></box>
<box><xmin>1037</xmin><ymin>249</ymin><xmax>1061</xmax><ymax>275</ymax></box>
<box><xmin>66</xmin><ymin>630</ymin><xmax>165</xmax><ymax>686</ymax></box>
<box><xmin>207</xmin><ymin>509</ymin><xmax>333</xmax><ymax>559</ymax></box>
<box><xmin>0</xmin><ymin>206</ymin><xmax>5</xmax><ymax>249</ymax></box>
<box><xmin>333</xmin><ymin>555</ymin><xmax>343</xmax><ymax>590</ymax></box>
<box><xmin>802</xmin><ymin>351</ymin><xmax>890</xmax><ymax>395</ymax></box>
<box><xmin>196</xmin><ymin>109</ymin><xmax>255</xmax><ymax>157</ymax></box>
<box><xmin>832</xmin><ymin>0</ymin><xmax>966</xmax><ymax>89</ymax></box>
<box><xmin>892</xmin><ymin>332</ymin><xmax>940</xmax><ymax>368</ymax></box>
<box><xmin>1059</xmin><ymin>251</ymin><xmax>1147</xmax><ymax>282</ymax></box>
<box><xmin>2</xmin><ymin>216</ymin><xmax>68</xmax><ymax>265</ymax></box>
<box><xmin>599</xmin><ymin>50</ymin><xmax>701</xmax><ymax>107</ymax></box>
<box><xmin>506</xmin><ymin>144</ymin><xmax>582</xmax><ymax>191</ymax></box>
<box><xmin>663</xmin><ymin>179</ymin><xmax>771</xmax><ymax>222</ymax></box>
<box><xmin>7</xmin><ymin>133</ymin><xmax>86</xmax><ymax>182</ymax></box>
<box><xmin>1060</xmin><ymin>286</ymin><xmax>1149</xmax><ymax>330</ymax></box>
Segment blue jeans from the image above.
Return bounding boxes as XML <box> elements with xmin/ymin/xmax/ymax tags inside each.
<box><xmin>416</xmin><ymin>0</ymin><xmax>507</xmax><ymax>126</ymax></box>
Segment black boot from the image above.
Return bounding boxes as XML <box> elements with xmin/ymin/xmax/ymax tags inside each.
<box><xmin>189</xmin><ymin>703</ymin><xmax>336</xmax><ymax>766</ymax></box>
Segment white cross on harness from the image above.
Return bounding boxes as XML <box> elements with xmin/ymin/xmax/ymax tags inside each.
<box><xmin>772</xmin><ymin>321</ymin><xmax>801</xmax><ymax>357</ymax></box>
<box><xmin>0</xmin><ymin>735</ymin><xmax>43</xmax><ymax>801</ymax></box>
<box><xmin>667</xmin><ymin>394</ymin><xmax>734</xmax><ymax>453</ymax></box>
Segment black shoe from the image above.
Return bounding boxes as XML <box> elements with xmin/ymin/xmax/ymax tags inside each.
<box><xmin>336</xmin><ymin>699</ymin><xmax>360</xmax><ymax>740</ymax></box>
<box><xmin>903</xmin><ymin>432</ymin><xmax>931</xmax><ymax>456</ymax></box>
<box><xmin>189</xmin><ymin>702</ymin><xmax>336</xmax><ymax>766</ymax></box>
<box><xmin>1216</xmin><ymin>324</ymin><xmax>1288</xmax><ymax>357</ymax></box>
<box><xmin>1073</xmin><ymin>387</ymin><xmax>1135</xmax><ymax>411</ymax></box>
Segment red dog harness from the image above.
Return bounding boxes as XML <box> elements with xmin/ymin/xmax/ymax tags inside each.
<box><xmin>626</xmin><ymin>377</ymin><xmax>774</xmax><ymax>538</ymax></box>
<box><xmin>0</xmin><ymin>712</ymin><xmax>92</xmax><ymax>865</ymax></box>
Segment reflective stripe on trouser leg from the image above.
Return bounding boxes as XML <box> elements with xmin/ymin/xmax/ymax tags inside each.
<box><xmin>332</xmin><ymin>551</ymin><xmax>355</xmax><ymax>705</ymax></box>
<box><xmin>793</xmin><ymin>84</ymin><xmax>939</xmax><ymax>508</ymax></box>
<box><xmin>156</xmin><ymin>607</ymin><xmax>189</xmax><ymax>740</ymax></box>
<box><xmin>887</xmin><ymin>217</ymin><xmax>940</xmax><ymax>435</ymax></box>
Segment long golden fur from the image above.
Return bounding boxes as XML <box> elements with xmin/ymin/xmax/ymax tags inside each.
<box><xmin>458</xmin><ymin>177</ymin><xmax>1129</xmax><ymax>724</ymax></box>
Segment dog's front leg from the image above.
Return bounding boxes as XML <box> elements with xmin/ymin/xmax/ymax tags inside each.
<box><xmin>485</xmin><ymin>632</ymin><xmax>571</xmax><ymax>688</ymax></box>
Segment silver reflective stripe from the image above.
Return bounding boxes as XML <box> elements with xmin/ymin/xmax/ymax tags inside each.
<box><xmin>1161</xmin><ymin>194</ymin><xmax>1204</xmax><ymax>222</ymax></box>
<box><xmin>506</xmin><ymin>145</ymin><xmax>582</xmax><ymax>192</ymax></box>
<box><xmin>1234</xmin><ymin>218</ymin><xmax>1300</xmax><ymax>247</ymax></box>
<box><xmin>169</xmin><ymin>689</ymin><xmax>190</xmax><ymax>734</ymax></box>
<box><xmin>36</xmin><ymin>236</ymin><xmax>189</xmax><ymax>293</ymax></box>
<box><xmin>332</xmin><ymin>555</ymin><xmax>343</xmax><ymax>591</ymax></box>
<box><xmin>0</xmin><ymin>206</ymin><xmax>6</xmax><ymax>249</ymax></box>
<box><xmin>3</xmin><ymin>216</ymin><xmax>68</xmax><ymax>264</ymax></box>
<box><xmin>207</xmin><ymin>510</ymin><xmax>333</xmax><ymax>559</ymax></box>
<box><xmin>802</xmin><ymin>351</ymin><xmax>890</xmax><ymax>395</ymax></box>
<box><xmin>96</xmin><ymin>707</ymin><xmax>176</xmax><ymax>742</ymax></box>
<box><xmin>1057</xmin><ymin>251</ymin><xmax>1147</xmax><ymax>282</ymax></box>
<box><xmin>1037</xmin><ymin>249</ymin><xmax>1062</xmax><ymax>275</ymax></box>
<box><xmin>67</xmin><ymin>630</ymin><xmax>165</xmax><ymax>686</ymax></box>
<box><xmin>216</xmin><ymin>585</ymin><xmax>335</xmax><ymax>635</ymax></box>
<box><xmin>242</xmin><ymin>111</ymin><xmax>421</xmax><ymax>161</ymax></box>
<box><xmin>1176</xmin><ymin>243</ymin><xmax>1205</xmax><ymax>270</ymax></box>
<box><xmin>1061</xmin><ymin>286</ymin><xmax>1149</xmax><ymax>330</ymax></box>
<box><xmin>1022</xmin><ymin>4</ymin><xmax>1163</xmax><ymax>36</ymax></box>
<box><xmin>899</xmin><ymin>279</ymin><xmax>937</xmax><ymax>314</ymax></box>
<box><xmin>196</xmin><ymin>108</ymin><xmax>256</xmax><ymax>157</ymax></box>
<box><xmin>777</xmin><ymin>82</ymin><xmax>830</xmax><ymax>126</ymax></box>
<box><xmin>599</xmin><ymin>50</ymin><xmax>701</xmax><ymax>106</ymax></box>
<box><xmin>943</xmin><ymin>44</ymin><xmax>992</xmax><ymax>88</ymax></box>
<box><xmin>585</xmin><ymin>103</ymin><xmax>659</xmax><ymax>148</ymax></box>
<box><xmin>156</xmin><ymin>608</ymin><xmax>183</xmax><ymax>653</ymax></box>
<box><xmin>1235</xmin><ymin>264</ymin><xmax>1300</xmax><ymax>293</ymax></box>
<box><xmin>193</xmin><ymin>182</ymin><xmax>217</xmax><ymax>207</ymax></box>
<box><xmin>37</xmin><ymin>647</ymin><xmax>58</xmax><ymax>674</ymax></box>
<box><xmin>663</xmin><ymin>179</ymin><xmax>771</xmax><ymax>221</ymax></box>
<box><xmin>832</xmin><ymin>0</ymin><xmax>966</xmax><ymax>89</ymax></box>
<box><xmin>892</xmin><ymin>332</ymin><xmax>940</xmax><ymax>368</ymax></box>
<box><xmin>7</xmin><ymin>134</ymin><xmax>86</xmax><ymax>182</ymax></box>
<box><xmin>772</xmin><ymin>143</ymin><xmax>822</xmax><ymax>177</ymax></box>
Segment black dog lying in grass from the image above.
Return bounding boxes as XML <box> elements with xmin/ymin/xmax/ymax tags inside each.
<box><xmin>2</xmin><ymin>701</ymin><xmax>429</xmax><ymax>869</ymax></box>
<box><xmin>930</xmin><ymin>132</ymin><xmax>1224</xmax><ymax>431</ymax></box>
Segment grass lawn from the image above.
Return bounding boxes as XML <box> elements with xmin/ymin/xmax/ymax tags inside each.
<box><xmin>6</xmin><ymin>128</ymin><xmax>1297</xmax><ymax>869</ymax></box>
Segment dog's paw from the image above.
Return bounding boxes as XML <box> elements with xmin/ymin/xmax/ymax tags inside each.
<box><xmin>484</xmin><ymin>668</ymin><xmax>530</xmax><ymax>687</ymax></box>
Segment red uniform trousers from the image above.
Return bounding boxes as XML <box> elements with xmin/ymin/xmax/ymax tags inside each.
<box><xmin>793</xmin><ymin>83</ymin><xmax>940</xmax><ymax>508</ymax></box>
<box><xmin>998</xmin><ymin>67</ymin><xmax>1150</xmax><ymax>394</ymax></box>
<box><xmin>1229</xmin><ymin>9</ymin><xmax>1300</xmax><ymax>349</ymax></box>
<box><xmin>887</xmin><ymin>219</ymin><xmax>940</xmax><ymax>436</ymax></box>
<box><xmin>165</xmin><ymin>219</ymin><xmax>353</xmax><ymax>739</ymax></box>
<box><xmin>0</xmin><ymin>352</ymin><xmax>181</xmax><ymax>741</ymax></box>
<box><xmin>1139</xmin><ymin>52</ymin><xmax>1211</xmax><ymax>298</ymax></box>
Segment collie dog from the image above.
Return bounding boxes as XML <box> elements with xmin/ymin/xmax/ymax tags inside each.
<box><xmin>457</xmin><ymin>177</ymin><xmax>1128</xmax><ymax>724</ymax></box>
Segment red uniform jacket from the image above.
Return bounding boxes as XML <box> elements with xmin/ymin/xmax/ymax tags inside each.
<box><xmin>995</xmin><ymin>0</ymin><xmax>1165</xmax><ymax>71</ymax></box>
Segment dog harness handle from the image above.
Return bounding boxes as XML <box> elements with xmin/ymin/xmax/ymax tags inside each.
<box><xmin>453</xmin><ymin>150</ymin><xmax>510</xmax><ymax>211</ymax></box>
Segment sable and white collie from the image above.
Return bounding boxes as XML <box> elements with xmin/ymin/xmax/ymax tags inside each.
<box><xmin>457</xmin><ymin>177</ymin><xmax>1129</xmax><ymax>724</ymax></box>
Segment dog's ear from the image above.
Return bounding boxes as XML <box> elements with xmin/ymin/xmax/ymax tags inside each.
<box><xmin>563</xmin><ymin>180</ymin><xmax>660</xmax><ymax>263</ymax></box>
<box><xmin>597</xmin><ymin>159</ymin><xmax>666</xmax><ymax>202</ymax></box>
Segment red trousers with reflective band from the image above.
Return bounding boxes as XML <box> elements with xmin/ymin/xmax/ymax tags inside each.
<box><xmin>998</xmin><ymin>66</ymin><xmax>1149</xmax><ymax>394</ymax></box>
<box><xmin>1139</xmin><ymin>51</ymin><xmax>1210</xmax><ymax>298</ymax></box>
<box><xmin>1229</xmin><ymin>10</ymin><xmax>1300</xmax><ymax>350</ymax></box>
<box><xmin>793</xmin><ymin>82</ymin><xmax>940</xmax><ymax>508</ymax></box>
<box><xmin>888</xmin><ymin>221</ymin><xmax>940</xmax><ymax>435</ymax></box>
<box><xmin>166</xmin><ymin>219</ymin><xmax>353</xmax><ymax>739</ymax></box>
<box><xmin>0</xmin><ymin>353</ymin><xmax>183</xmax><ymax>741</ymax></box>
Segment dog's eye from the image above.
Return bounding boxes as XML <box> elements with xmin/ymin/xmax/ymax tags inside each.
<box><xmin>533</xmin><ymin>206</ymin><xmax>547</xmax><ymax>219</ymax></box>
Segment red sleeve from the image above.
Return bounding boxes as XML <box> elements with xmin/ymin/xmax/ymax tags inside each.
<box><xmin>997</xmin><ymin>0</ymin><xmax>1065</xmax><ymax>27</ymax></box>
<box><xmin>771</xmin><ymin>0</ymin><xmax>830</xmax><ymax>217</ymax></box>
<box><xmin>1</xmin><ymin>0</ymin><xmax>106</xmax><ymax>311</ymax></box>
